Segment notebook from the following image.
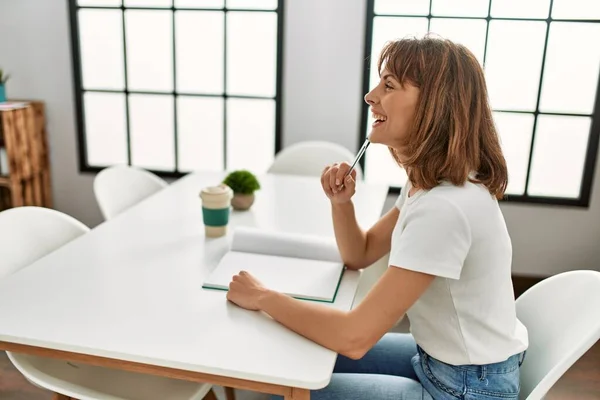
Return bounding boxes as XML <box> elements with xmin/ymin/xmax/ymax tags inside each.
<box><xmin>202</xmin><ymin>227</ymin><xmax>346</xmax><ymax>302</ymax></box>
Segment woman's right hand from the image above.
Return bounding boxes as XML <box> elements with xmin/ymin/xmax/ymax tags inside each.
<box><xmin>321</xmin><ymin>162</ymin><xmax>357</xmax><ymax>204</ymax></box>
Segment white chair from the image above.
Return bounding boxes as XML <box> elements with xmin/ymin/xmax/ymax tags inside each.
<box><xmin>268</xmin><ymin>141</ymin><xmax>363</xmax><ymax>179</ymax></box>
<box><xmin>0</xmin><ymin>206</ymin><xmax>220</xmax><ymax>400</ymax></box>
<box><xmin>0</xmin><ymin>206</ymin><xmax>90</xmax><ymax>280</ymax></box>
<box><xmin>94</xmin><ymin>165</ymin><xmax>168</xmax><ymax>221</ymax></box>
<box><xmin>516</xmin><ymin>270</ymin><xmax>600</xmax><ymax>400</ymax></box>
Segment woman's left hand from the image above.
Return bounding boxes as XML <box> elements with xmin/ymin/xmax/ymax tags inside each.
<box><xmin>227</xmin><ymin>271</ymin><xmax>268</xmax><ymax>311</ymax></box>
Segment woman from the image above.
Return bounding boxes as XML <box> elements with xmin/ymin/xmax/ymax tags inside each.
<box><xmin>226</xmin><ymin>35</ymin><xmax>529</xmax><ymax>400</ymax></box>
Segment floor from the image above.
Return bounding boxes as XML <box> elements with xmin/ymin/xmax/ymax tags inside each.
<box><xmin>1</xmin><ymin>276</ymin><xmax>599</xmax><ymax>400</ymax></box>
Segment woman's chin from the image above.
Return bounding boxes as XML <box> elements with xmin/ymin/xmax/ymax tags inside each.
<box><xmin>367</xmin><ymin>131</ymin><xmax>381</xmax><ymax>143</ymax></box>
<box><xmin>367</xmin><ymin>133</ymin><xmax>387</xmax><ymax>146</ymax></box>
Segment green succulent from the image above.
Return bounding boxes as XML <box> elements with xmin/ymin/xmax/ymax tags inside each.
<box><xmin>0</xmin><ymin>69</ymin><xmax>9</xmax><ymax>84</ymax></box>
<box><xmin>222</xmin><ymin>170</ymin><xmax>261</xmax><ymax>195</ymax></box>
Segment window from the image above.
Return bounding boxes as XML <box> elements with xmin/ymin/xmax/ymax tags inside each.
<box><xmin>361</xmin><ymin>0</ymin><xmax>600</xmax><ymax>207</ymax></box>
<box><xmin>69</xmin><ymin>0</ymin><xmax>283</xmax><ymax>177</ymax></box>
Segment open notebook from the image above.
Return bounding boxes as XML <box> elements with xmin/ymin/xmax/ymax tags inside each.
<box><xmin>202</xmin><ymin>227</ymin><xmax>346</xmax><ymax>302</ymax></box>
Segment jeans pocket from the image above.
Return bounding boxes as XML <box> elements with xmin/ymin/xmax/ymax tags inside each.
<box><xmin>421</xmin><ymin>352</ymin><xmax>465</xmax><ymax>398</ymax></box>
<box><xmin>465</xmin><ymin>367</ymin><xmax>520</xmax><ymax>399</ymax></box>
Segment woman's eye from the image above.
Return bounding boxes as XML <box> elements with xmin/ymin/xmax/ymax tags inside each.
<box><xmin>385</xmin><ymin>82</ymin><xmax>393</xmax><ymax>89</ymax></box>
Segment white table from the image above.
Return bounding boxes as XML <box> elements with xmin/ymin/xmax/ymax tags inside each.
<box><xmin>0</xmin><ymin>171</ymin><xmax>388</xmax><ymax>399</ymax></box>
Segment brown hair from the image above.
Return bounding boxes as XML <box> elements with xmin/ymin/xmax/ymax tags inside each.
<box><xmin>377</xmin><ymin>34</ymin><xmax>508</xmax><ymax>199</ymax></box>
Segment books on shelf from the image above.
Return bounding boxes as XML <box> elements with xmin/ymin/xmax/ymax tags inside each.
<box><xmin>202</xmin><ymin>227</ymin><xmax>345</xmax><ymax>303</ymax></box>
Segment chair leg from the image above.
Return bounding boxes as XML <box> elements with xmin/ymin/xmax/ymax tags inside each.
<box><xmin>225</xmin><ymin>386</ymin><xmax>236</xmax><ymax>400</ymax></box>
<box><xmin>203</xmin><ymin>388</ymin><xmax>218</xmax><ymax>400</ymax></box>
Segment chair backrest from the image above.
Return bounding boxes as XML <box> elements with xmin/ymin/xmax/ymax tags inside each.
<box><xmin>516</xmin><ymin>270</ymin><xmax>600</xmax><ymax>400</ymax></box>
<box><xmin>94</xmin><ymin>165</ymin><xmax>168</xmax><ymax>220</ymax></box>
<box><xmin>0</xmin><ymin>206</ymin><xmax>90</xmax><ymax>279</ymax></box>
<box><xmin>267</xmin><ymin>141</ymin><xmax>363</xmax><ymax>179</ymax></box>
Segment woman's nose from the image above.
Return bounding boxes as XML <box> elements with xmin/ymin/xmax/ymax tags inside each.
<box><xmin>364</xmin><ymin>90</ymin><xmax>377</xmax><ymax>105</ymax></box>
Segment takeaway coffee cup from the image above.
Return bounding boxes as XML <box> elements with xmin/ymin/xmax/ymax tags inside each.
<box><xmin>200</xmin><ymin>184</ymin><xmax>233</xmax><ymax>237</ymax></box>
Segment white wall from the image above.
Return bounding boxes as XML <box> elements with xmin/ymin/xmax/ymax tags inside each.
<box><xmin>1</xmin><ymin>0</ymin><xmax>599</xmax><ymax>276</ymax></box>
<box><xmin>282</xmin><ymin>0</ymin><xmax>366</xmax><ymax>152</ymax></box>
<box><xmin>0</xmin><ymin>0</ymin><xmax>102</xmax><ymax>226</ymax></box>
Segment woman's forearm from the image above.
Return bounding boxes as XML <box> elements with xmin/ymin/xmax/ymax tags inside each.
<box><xmin>257</xmin><ymin>289</ymin><xmax>364</xmax><ymax>359</ymax></box>
<box><xmin>331</xmin><ymin>201</ymin><xmax>368</xmax><ymax>269</ymax></box>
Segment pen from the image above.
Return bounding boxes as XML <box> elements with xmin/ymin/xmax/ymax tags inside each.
<box><xmin>344</xmin><ymin>137</ymin><xmax>370</xmax><ymax>179</ymax></box>
<box><xmin>337</xmin><ymin>137</ymin><xmax>370</xmax><ymax>189</ymax></box>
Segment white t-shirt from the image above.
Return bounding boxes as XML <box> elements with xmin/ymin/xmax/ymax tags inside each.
<box><xmin>389</xmin><ymin>179</ymin><xmax>528</xmax><ymax>365</ymax></box>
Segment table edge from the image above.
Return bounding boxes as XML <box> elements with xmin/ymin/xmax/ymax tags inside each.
<box><xmin>0</xmin><ymin>340</ymin><xmax>333</xmax><ymax>391</ymax></box>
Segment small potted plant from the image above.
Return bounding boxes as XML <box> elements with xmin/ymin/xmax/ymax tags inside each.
<box><xmin>0</xmin><ymin>68</ymin><xmax>9</xmax><ymax>103</ymax></box>
<box><xmin>222</xmin><ymin>169</ymin><xmax>260</xmax><ymax>210</ymax></box>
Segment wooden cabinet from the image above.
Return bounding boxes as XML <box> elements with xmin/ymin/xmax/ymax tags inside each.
<box><xmin>0</xmin><ymin>101</ymin><xmax>52</xmax><ymax>210</ymax></box>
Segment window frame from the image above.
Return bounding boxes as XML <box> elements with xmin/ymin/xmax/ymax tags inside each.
<box><xmin>68</xmin><ymin>0</ymin><xmax>285</xmax><ymax>179</ymax></box>
<box><xmin>359</xmin><ymin>0</ymin><xmax>600</xmax><ymax>207</ymax></box>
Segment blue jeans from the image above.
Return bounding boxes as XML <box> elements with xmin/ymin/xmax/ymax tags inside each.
<box><xmin>273</xmin><ymin>333</ymin><xmax>524</xmax><ymax>399</ymax></box>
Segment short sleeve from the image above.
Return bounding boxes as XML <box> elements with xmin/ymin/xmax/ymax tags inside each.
<box><xmin>389</xmin><ymin>196</ymin><xmax>471</xmax><ymax>279</ymax></box>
